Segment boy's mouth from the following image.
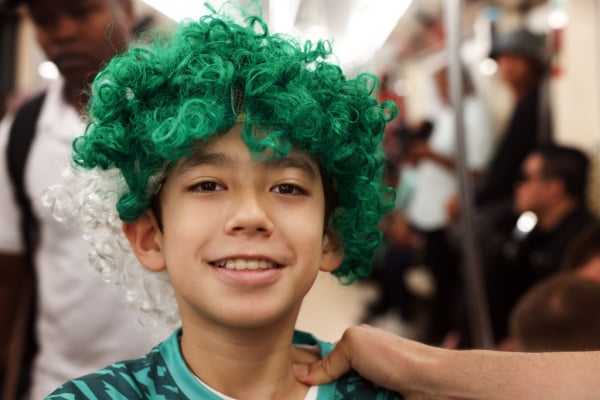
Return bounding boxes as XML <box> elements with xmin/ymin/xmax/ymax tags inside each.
<box><xmin>211</xmin><ymin>259</ymin><xmax>282</xmax><ymax>271</ymax></box>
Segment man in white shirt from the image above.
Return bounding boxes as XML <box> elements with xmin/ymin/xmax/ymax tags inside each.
<box><xmin>405</xmin><ymin>65</ymin><xmax>493</xmax><ymax>345</ymax></box>
<box><xmin>0</xmin><ymin>1</ymin><xmax>165</xmax><ymax>398</ymax></box>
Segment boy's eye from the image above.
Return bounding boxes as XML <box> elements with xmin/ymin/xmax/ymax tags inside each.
<box><xmin>189</xmin><ymin>181</ymin><xmax>225</xmax><ymax>192</ymax></box>
<box><xmin>272</xmin><ymin>184</ymin><xmax>306</xmax><ymax>195</ymax></box>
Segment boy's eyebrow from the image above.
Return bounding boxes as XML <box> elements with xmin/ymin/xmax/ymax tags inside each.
<box><xmin>175</xmin><ymin>151</ymin><xmax>318</xmax><ymax>179</ymax></box>
<box><xmin>176</xmin><ymin>152</ymin><xmax>230</xmax><ymax>176</ymax></box>
<box><xmin>267</xmin><ymin>155</ymin><xmax>318</xmax><ymax>179</ymax></box>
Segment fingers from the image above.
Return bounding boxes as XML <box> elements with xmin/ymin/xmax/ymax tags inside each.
<box><xmin>290</xmin><ymin>345</ymin><xmax>321</xmax><ymax>365</ymax></box>
<box><xmin>293</xmin><ymin>326</ymin><xmax>367</xmax><ymax>386</ymax></box>
<box><xmin>293</xmin><ymin>345</ymin><xmax>352</xmax><ymax>386</ymax></box>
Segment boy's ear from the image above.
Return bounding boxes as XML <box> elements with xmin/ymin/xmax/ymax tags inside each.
<box><xmin>122</xmin><ymin>210</ymin><xmax>166</xmax><ymax>272</ymax></box>
<box><xmin>320</xmin><ymin>229</ymin><xmax>344</xmax><ymax>273</ymax></box>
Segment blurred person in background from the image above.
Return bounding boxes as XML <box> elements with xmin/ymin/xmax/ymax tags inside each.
<box><xmin>483</xmin><ymin>146</ymin><xmax>597</xmax><ymax>345</ymax></box>
<box><xmin>377</xmin><ymin>72</ymin><xmax>406</xmax><ymax>164</ymax></box>
<box><xmin>508</xmin><ymin>274</ymin><xmax>600</xmax><ymax>352</ymax></box>
<box><xmin>401</xmin><ymin>64</ymin><xmax>493</xmax><ymax>345</ymax></box>
<box><xmin>562</xmin><ymin>222</ymin><xmax>600</xmax><ymax>282</ymax></box>
<box><xmin>0</xmin><ymin>0</ymin><xmax>166</xmax><ymax>398</ymax></box>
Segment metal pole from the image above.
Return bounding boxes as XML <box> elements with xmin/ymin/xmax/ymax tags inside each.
<box><xmin>444</xmin><ymin>0</ymin><xmax>493</xmax><ymax>349</ymax></box>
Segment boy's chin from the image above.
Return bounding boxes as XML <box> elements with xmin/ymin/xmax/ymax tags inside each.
<box><xmin>206</xmin><ymin>304</ymin><xmax>302</xmax><ymax>332</ymax></box>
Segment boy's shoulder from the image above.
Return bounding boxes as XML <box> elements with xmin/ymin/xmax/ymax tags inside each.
<box><xmin>45</xmin><ymin>330</ymin><xmax>193</xmax><ymax>400</ymax></box>
<box><xmin>332</xmin><ymin>372</ymin><xmax>402</xmax><ymax>400</ymax></box>
<box><xmin>295</xmin><ymin>331</ymin><xmax>403</xmax><ymax>400</ymax></box>
<box><xmin>46</xmin><ymin>329</ymin><xmax>402</xmax><ymax>400</ymax></box>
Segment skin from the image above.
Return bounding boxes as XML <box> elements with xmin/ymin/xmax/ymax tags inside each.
<box><xmin>26</xmin><ymin>0</ymin><xmax>134</xmax><ymax>111</ymax></box>
<box><xmin>496</xmin><ymin>53</ymin><xmax>540</xmax><ymax>100</ymax></box>
<box><xmin>292</xmin><ymin>324</ymin><xmax>600</xmax><ymax>400</ymax></box>
<box><xmin>576</xmin><ymin>257</ymin><xmax>600</xmax><ymax>283</ymax></box>
<box><xmin>123</xmin><ymin>124</ymin><xmax>344</xmax><ymax>399</ymax></box>
<box><xmin>514</xmin><ymin>154</ymin><xmax>552</xmax><ymax>214</ymax></box>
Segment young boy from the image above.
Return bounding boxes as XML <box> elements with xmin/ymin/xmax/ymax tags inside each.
<box><xmin>45</xmin><ymin>7</ymin><xmax>401</xmax><ymax>400</ymax></box>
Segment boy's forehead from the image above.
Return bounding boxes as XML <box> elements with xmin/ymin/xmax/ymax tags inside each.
<box><xmin>175</xmin><ymin>124</ymin><xmax>320</xmax><ymax>177</ymax></box>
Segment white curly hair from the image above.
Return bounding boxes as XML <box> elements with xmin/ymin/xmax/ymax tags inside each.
<box><xmin>43</xmin><ymin>165</ymin><xmax>180</xmax><ymax>330</ymax></box>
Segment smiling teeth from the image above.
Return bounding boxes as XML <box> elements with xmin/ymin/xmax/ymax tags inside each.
<box><xmin>214</xmin><ymin>259</ymin><xmax>277</xmax><ymax>270</ymax></box>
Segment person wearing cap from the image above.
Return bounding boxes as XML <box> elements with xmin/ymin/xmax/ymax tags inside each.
<box><xmin>476</xmin><ymin>28</ymin><xmax>552</xmax><ymax>206</ymax></box>
<box><xmin>0</xmin><ymin>1</ymin><xmax>167</xmax><ymax>398</ymax></box>
<box><xmin>447</xmin><ymin>27</ymin><xmax>552</xmax><ymax>220</ymax></box>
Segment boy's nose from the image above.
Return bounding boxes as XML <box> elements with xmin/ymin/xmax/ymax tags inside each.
<box><xmin>225</xmin><ymin>193</ymin><xmax>274</xmax><ymax>235</ymax></box>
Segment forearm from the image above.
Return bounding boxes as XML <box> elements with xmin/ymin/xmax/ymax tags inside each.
<box><xmin>417</xmin><ymin>347</ymin><xmax>600</xmax><ymax>400</ymax></box>
<box><xmin>295</xmin><ymin>325</ymin><xmax>600</xmax><ymax>399</ymax></box>
<box><xmin>427</xmin><ymin>152</ymin><xmax>456</xmax><ymax>171</ymax></box>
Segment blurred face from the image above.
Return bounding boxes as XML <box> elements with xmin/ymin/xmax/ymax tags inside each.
<box><xmin>496</xmin><ymin>53</ymin><xmax>537</xmax><ymax>91</ymax></box>
<box><xmin>515</xmin><ymin>154</ymin><xmax>553</xmax><ymax>213</ymax></box>
<box><xmin>134</xmin><ymin>125</ymin><xmax>342</xmax><ymax>331</ymax></box>
<box><xmin>27</xmin><ymin>0</ymin><xmax>134</xmax><ymax>89</ymax></box>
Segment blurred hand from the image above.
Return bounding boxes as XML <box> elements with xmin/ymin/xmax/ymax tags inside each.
<box><xmin>404</xmin><ymin>140</ymin><xmax>432</xmax><ymax>165</ymax></box>
<box><xmin>446</xmin><ymin>194</ymin><xmax>460</xmax><ymax>223</ymax></box>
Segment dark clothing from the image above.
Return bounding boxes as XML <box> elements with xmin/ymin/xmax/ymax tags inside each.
<box><xmin>364</xmin><ymin>240</ymin><xmax>416</xmax><ymax>323</ymax></box>
<box><xmin>471</xmin><ymin>81</ymin><xmax>556</xmax><ymax>345</ymax></box>
<box><xmin>476</xmin><ymin>85</ymin><xmax>548</xmax><ymax>207</ymax></box>
<box><xmin>381</xmin><ymin>245</ymin><xmax>417</xmax><ymax>321</ymax></box>
<box><xmin>485</xmin><ymin>206</ymin><xmax>598</xmax><ymax>343</ymax></box>
<box><xmin>417</xmin><ymin>228</ymin><xmax>461</xmax><ymax>345</ymax></box>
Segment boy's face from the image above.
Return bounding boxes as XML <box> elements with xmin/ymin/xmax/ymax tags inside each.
<box><xmin>124</xmin><ymin>124</ymin><xmax>343</xmax><ymax>330</ymax></box>
<box><xmin>27</xmin><ymin>0</ymin><xmax>134</xmax><ymax>89</ymax></box>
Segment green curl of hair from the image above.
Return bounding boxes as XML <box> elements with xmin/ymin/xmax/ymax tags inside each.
<box><xmin>73</xmin><ymin>11</ymin><xmax>397</xmax><ymax>283</ymax></box>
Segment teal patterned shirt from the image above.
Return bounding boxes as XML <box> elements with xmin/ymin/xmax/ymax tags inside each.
<box><xmin>46</xmin><ymin>329</ymin><xmax>402</xmax><ymax>399</ymax></box>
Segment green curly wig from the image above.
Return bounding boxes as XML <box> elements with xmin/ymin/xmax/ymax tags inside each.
<box><xmin>73</xmin><ymin>10</ymin><xmax>396</xmax><ymax>283</ymax></box>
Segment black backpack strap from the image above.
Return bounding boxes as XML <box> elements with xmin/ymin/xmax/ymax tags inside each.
<box><xmin>4</xmin><ymin>91</ymin><xmax>45</xmax><ymax>400</ymax></box>
<box><xmin>7</xmin><ymin>92</ymin><xmax>46</xmax><ymax>251</ymax></box>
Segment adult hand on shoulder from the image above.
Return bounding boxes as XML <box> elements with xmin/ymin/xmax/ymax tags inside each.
<box><xmin>292</xmin><ymin>325</ymin><xmax>445</xmax><ymax>399</ymax></box>
<box><xmin>293</xmin><ymin>325</ymin><xmax>600</xmax><ymax>400</ymax></box>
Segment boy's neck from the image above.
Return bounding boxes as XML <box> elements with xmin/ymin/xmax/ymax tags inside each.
<box><xmin>179</xmin><ymin>310</ymin><xmax>312</xmax><ymax>399</ymax></box>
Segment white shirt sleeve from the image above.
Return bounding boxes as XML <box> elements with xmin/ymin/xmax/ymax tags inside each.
<box><xmin>463</xmin><ymin>96</ymin><xmax>494</xmax><ymax>171</ymax></box>
<box><xmin>0</xmin><ymin>113</ymin><xmax>26</xmax><ymax>252</ymax></box>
